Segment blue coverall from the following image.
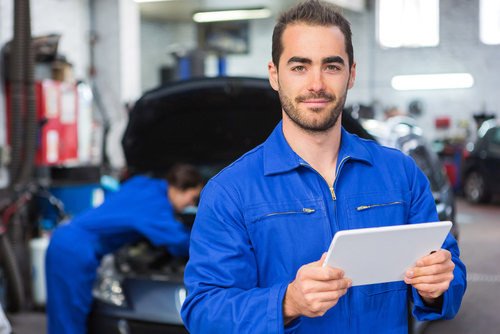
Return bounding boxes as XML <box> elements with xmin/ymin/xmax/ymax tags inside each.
<box><xmin>46</xmin><ymin>175</ymin><xmax>191</xmax><ymax>334</ymax></box>
<box><xmin>181</xmin><ymin>123</ymin><xmax>466</xmax><ymax>333</ymax></box>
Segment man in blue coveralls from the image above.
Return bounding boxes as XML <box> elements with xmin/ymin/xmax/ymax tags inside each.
<box><xmin>181</xmin><ymin>1</ymin><xmax>466</xmax><ymax>333</ymax></box>
<box><xmin>45</xmin><ymin>164</ymin><xmax>203</xmax><ymax>334</ymax></box>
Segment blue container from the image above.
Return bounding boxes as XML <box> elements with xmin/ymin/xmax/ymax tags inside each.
<box><xmin>38</xmin><ymin>183</ymin><xmax>105</xmax><ymax>228</ymax></box>
<box><xmin>50</xmin><ymin>183</ymin><xmax>105</xmax><ymax>216</ymax></box>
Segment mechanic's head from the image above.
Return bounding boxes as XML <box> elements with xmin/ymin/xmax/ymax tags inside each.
<box><xmin>166</xmin><ymin>164</ymin><xmax>204</xmax><ymax>213</ymax></box>
<box><xmin>271</xmin><ymin>0</ymin><xmax>354</xmax><ymax>69</ymax></box>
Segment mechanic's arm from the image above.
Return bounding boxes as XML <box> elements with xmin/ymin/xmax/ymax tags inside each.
<box><xmin>181</xmin><ymin>181</ymin><xmax>297</xmax><ymax>334</ymax></box>
<box><xmin>403</xmin><ymin>156</ymin><xmax>467</xmax><ymax>320</ymax></box>
<box><xmin>283</xmin><ymin>253</ymin><xmax>351</xmax><ymax>324</ymax></box>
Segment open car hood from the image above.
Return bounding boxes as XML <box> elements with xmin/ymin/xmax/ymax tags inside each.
<box><xmin>122</xmin><ymin>76</ymin><xmax>373</xmax><ymax>175</ymax></box>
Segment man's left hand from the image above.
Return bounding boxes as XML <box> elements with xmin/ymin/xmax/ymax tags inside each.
<box><xmin>404</xmin><ymin>249</ymin><xmax>455</xmax><ymax>305</ymax></box>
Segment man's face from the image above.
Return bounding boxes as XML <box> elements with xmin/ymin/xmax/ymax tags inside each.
<box><xmin>168</xmin><ymin>185</ymin><xmax>203</xmax><ymax>213</ymax></box>
<box><xmin>268</xmin><ymin>24</ymin><xmax>356</xmax><ymax>133</ymax></box>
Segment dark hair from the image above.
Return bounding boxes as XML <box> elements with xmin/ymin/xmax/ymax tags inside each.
<box><xmin>166</xmin><ymin>163</ymin><xmax>203</xmax><ymax>191</ymax></box>
<box><xmin>271</xmin><ymin>0</ymin><xmax>354</xmax><ymax>69</ymax></box>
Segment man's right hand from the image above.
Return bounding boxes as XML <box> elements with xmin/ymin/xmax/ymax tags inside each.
<box><xmin>283</xmin><ymin>253</ymin><xmax>352</xmax><ymax>324</ymax></box>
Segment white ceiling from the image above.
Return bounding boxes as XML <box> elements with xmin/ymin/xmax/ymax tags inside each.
<box><xmin>138</xmin><ymin>0</ymin><xmax>288</xmax><ymax>22</ymax></box>
<box><xmin>138</xmin><ymin>0</ymin><xmax>366</xmax><ymax>22</ymax></box>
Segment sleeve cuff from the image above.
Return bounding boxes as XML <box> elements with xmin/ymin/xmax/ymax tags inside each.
<box><xmin>267</xmin><ymin>282</ymin><xmax>302</xmax><ymax>334</ymax></box>
<box><xmin>412</xmin><ymin>287</ymin><xmax>448</xmax><ymax>321</ymax></box>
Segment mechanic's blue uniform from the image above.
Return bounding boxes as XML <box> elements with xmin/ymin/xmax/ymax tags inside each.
<box><xmin>181</xmin><ymin>123</ymin><xmax>466</xmax><ymax>333</ymax></box>
<box><xmin>46</xmin><ymin>176</ymin><xmax>191</xmax><ymax>334</ymax></box>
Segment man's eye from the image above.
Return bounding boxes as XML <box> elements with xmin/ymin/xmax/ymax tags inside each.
<box><xmin>292</xmin><ymin>66</ymin><xmax>306</xmax><ymax>72</ymax></box>
<box><xmin>325</xmin><ymin>65</ymin><xmax>340</xmax><ymax>71</ymax></box>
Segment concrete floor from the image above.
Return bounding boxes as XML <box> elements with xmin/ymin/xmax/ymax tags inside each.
<box><xmin>424</xmin><ymin>198</ymin><xmax>500</xmax><ymax>334</ymax></box>
<box><xmin>6</xmin><ymin>197</ymin><xmax>500</xmax><ymax>334</ymax></box>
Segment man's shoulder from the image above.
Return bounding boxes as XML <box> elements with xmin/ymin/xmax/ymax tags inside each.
<box><xmin>210</xmin><ymin>144</ymin><xmax>265</xmax><ymax>186</ymax></box>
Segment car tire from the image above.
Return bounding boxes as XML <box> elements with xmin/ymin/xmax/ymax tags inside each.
<box><xmin>464</xmin><ymin>171</ymin><xmax>490</xmax><ymax>203</ymax></box>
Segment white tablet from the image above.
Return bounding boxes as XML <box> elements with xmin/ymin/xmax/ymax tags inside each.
<box><xmin>322</xmin><ymin>221</ymin><xmax>452</xmax><ymax>286</ymax></box>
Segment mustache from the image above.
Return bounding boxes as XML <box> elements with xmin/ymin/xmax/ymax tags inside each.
<box><xmin>295</xmin><ymin>91</ymin><xmax>335</xmax><ymax>103</ymax></box>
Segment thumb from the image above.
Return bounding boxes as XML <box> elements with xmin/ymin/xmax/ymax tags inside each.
<box><xmin>314</xmin><ymin>252</ymin><xmax>328</xmax><ymax>266</ymax></box>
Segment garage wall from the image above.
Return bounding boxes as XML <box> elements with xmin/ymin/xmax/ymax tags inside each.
<box><xmin>222</xmin><ymin>18</ymin><xmax>274</xmax><ymax>78</ymax></box>
<box><xmin>139</xmin><ymin>17</ymin><xmax>273</xmax><ymax>91</ymax></box>
<box><xmin>140</xmin><ymin>20</ymin><xmax>197</xmax><ymax>92</ymax></box>
<box><xmin>348</xmin><ymin>0</ymin><xmax>500</xmax><ymax>139</ymax></box>
<box><xmin>0</xmin><ymin>0</ymin><xmax>90</xmax><ymax>79</ymax></box>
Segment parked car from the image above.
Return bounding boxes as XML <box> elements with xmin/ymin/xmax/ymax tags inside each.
<box><xmin>360</xmin><ymin>116</ymin><xmax>458</xmax><ymax>240</ymax></box>
<box><xmin>462</xmin><ymin>120</ymin><xmax>500</xmax><ymax>203</ymax></box>
<box><xmin>88</xmin><ymin>77</ymin><xmax>457</xmax><ymax>334</ymax></box>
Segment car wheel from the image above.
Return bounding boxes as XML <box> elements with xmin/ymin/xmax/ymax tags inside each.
<box><xmin>464</xmin><ymin>171</ymin><xmax>490</xmax><ymax>203</ymax></box>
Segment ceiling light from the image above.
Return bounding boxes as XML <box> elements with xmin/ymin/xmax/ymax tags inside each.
<box><xmin>391</xmin><ymin>73</ymin><xmax>474</xmax><ymax>91</ymax></box>
<box><xmin>134</xmin><ymin>0</ymin><xmax>176</xmax><ymax>3</ymax></box>
<box><xmin>193</xmin><ymin>8</ymin><xmax>271</xmax><ymax>23</ymax></box>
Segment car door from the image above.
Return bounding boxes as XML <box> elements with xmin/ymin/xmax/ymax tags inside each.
<box><xmin>483</xmin><ymin>127</ymin><xmax>500</xmax><ymax>193</ymax></box>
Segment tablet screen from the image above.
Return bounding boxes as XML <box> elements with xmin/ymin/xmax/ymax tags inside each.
<box><xmin>322</xmin><ymin>221</ymin><xmax>452</xmax><ymax>286</ymax></box>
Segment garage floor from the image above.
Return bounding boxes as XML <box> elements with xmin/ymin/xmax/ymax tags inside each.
<box><xmin>6</xmin><ymin>197</ymin><xmax>500</xmax><ymax>334</ymax></box>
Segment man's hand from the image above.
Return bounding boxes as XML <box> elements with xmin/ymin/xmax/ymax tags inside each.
<box><xmin>404</xmin><ymin>249</ymin><xmax>455</xmax><ymax>305</ymax></box>
<box><xmin>283</xmin><ymin>253</ymin><xmax>352</xmax><ymax>324</ymax></box>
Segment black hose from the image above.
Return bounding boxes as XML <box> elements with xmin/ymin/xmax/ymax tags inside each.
<box><xmin>0</xmin><ymin>233</ymin><xmax>25</xmax><ymax>312</ymax></box>
<box><xmin>18</xmin><ymin>0</ymin><xmax>37</xmax><ymax>185</ymax></box>
<box><xmin>8</xmin><ymin>0</ymin><xmax>28</xmax><ymax>188</ymax></box>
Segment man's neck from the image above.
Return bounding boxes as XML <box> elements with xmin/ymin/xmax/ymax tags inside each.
<box><xmin>282</xmin><ymin>115</ymin><xmax>342</xmax><ymax>187</ymax></box>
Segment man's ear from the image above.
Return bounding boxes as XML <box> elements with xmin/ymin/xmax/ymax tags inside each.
<box><xmin>348</xmin><ymin>62</ymin><xmax>356</xmax><ymax>89</ymax></box>
<box><xmin>268</xmin><ymin>61</ymin><xmax>279</xmax><ymax>91</ymax></box>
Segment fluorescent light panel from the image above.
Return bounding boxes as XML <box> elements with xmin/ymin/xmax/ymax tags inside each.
<box><xmin>135</xmin><ymin>0</ymin><xmax>176</xmax><ymax>3</ymax></box>
<box><xmin>193</xmin><ymin>8</ymin><xmax>271</xmax><ymax>23</ymax></box>
<box><xmin>391</xmin><ymin>73</ymin><xmax>474</xmax><ymax>91</ymax></box>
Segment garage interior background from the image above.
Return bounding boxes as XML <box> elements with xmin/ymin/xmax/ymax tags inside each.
<box><xmin>1</xmin><ymin>0</ymin><xmax>498</xmax><ymax>170</ymax></box>
<box><xmin>0</xmin><ymin>0</ymin><xmax>499</xmax><ymax>332</ymax></box>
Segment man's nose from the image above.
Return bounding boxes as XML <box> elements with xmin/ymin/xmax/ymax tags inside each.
<box><xmin>308</xmin><ymin>70</ymin><xmax>325</xmax><ymax>92</ymax></box>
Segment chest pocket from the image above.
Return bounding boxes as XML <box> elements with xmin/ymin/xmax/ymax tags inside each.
<box><xmin>245</xmin><ymin>198</ymin><xmax>327</xmax><ymax>224</ymax></box>
<box><xmin>244</xmin><ymin>198</ymin><xmax>329</xmax><ymax>281</ymax></box>
<box><xmin>346</xmin><ymin>191</ymin><xmax>409</xmax><ymax>229</ymax></box>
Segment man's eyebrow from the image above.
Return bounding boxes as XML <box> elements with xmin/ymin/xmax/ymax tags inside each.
<box><xmin>323</xmin><ymin>56</ymin><xmax>345</xmax><ymax>65</ymax></box>
<box><xmin>287</xmin><ymin>56</ymin><xmax>312</xmax><ymax>65</ymax></box>
<box><xmin>286</xmin><ymin>56</ymin><xmax>345</xmax><ymax>65</ymax></box>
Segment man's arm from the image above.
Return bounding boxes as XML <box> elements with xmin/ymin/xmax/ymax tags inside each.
<box><xmin>181</xmin><ymin>181</ymin><xmax>293</xmax><ymax>334</ymax></box>
<box><xmin>403</xmin><ymin>155</ymin><xmax>467</xmax><ymax>320</ymax></box>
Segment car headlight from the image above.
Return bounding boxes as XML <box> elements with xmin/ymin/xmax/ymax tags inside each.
<box><xmin>92</xmin><ymin>254</ymin><xmax>127</xmax><ymax>307</ymax></box>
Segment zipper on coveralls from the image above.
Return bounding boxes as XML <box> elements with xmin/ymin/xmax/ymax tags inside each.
<box><xmin>332</xmin><ymin>155</ymin><xmax>352</xmax><ymax>330</ymax></box>
<box><xmin>262</xmin><ymin>208</ymin><xmax>316</xmax><ymax>218</ymax></box>
<box><xmin>356</xmin><ymin>201</ymin><xmax>403</xmax><ymax>211</ymax></box>
<box><xmin>300</xmin><ymin>156</ymin><xmax>352</xmax><ymax>328</ymax></box>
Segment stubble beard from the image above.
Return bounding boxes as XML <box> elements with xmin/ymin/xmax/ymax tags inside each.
<box><xmin>279</xmin><ymin>88</ymin><xmax>348</xmax><ymax>133</ymax></box>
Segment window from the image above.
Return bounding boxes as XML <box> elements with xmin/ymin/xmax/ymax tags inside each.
<box><xmin>480</xmin><ymin>0</ymin><xmax>500</xmax><ymax>45</ymax></box>
<box><xmin>377</xmin><ymin>0</ymin><xmax>439</xmax><ymax>48</ymax></box>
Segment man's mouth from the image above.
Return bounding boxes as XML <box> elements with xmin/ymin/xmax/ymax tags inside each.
<box><xmin>301</xmin><ymin>99</ymin><xmax>331</xmax><ymax>107</ymax></box>
<box><xmin>296</xmin><ymin>93</ymin><xmax>334</xmax><ymax>108</ymax></box>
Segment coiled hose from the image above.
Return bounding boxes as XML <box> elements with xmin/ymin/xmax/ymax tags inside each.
<box><xmin>9</xmin><ymin>0</ymin><xmax>36</xmax><ymax>189</ymax></box>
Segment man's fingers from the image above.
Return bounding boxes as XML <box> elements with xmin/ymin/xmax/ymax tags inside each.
<box><xmin>318</xmin><ymin>252</ymin><xmax>328</xmax><ymax>264</ymax></box>
<box><xmin>415</xmin><ymin>249</ymin><xmax>451</xmax><ymax>267</ymax></box>
<box><xmin>306</xmin><ymin>288</ymin><xmax>349</xmax><ymax>304</ymax></box>
<box><xmin>301</xmin><ymin>265</ymin><xmax>345</xmax><ymax>281</ymax></box>
<box><xmin>406</xmin><ymin>261</ymin><xmax>455</xmax><ymax>279</ymax></box>
<box><xmin>405</xmin><ymin>271</ymin><xmax>454</xmax><ymax>285</ymax></box>
<box><xmin>301</xmin><ymin>278</ymin><xmax>352</xmax><ymax>293</ymax></box>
